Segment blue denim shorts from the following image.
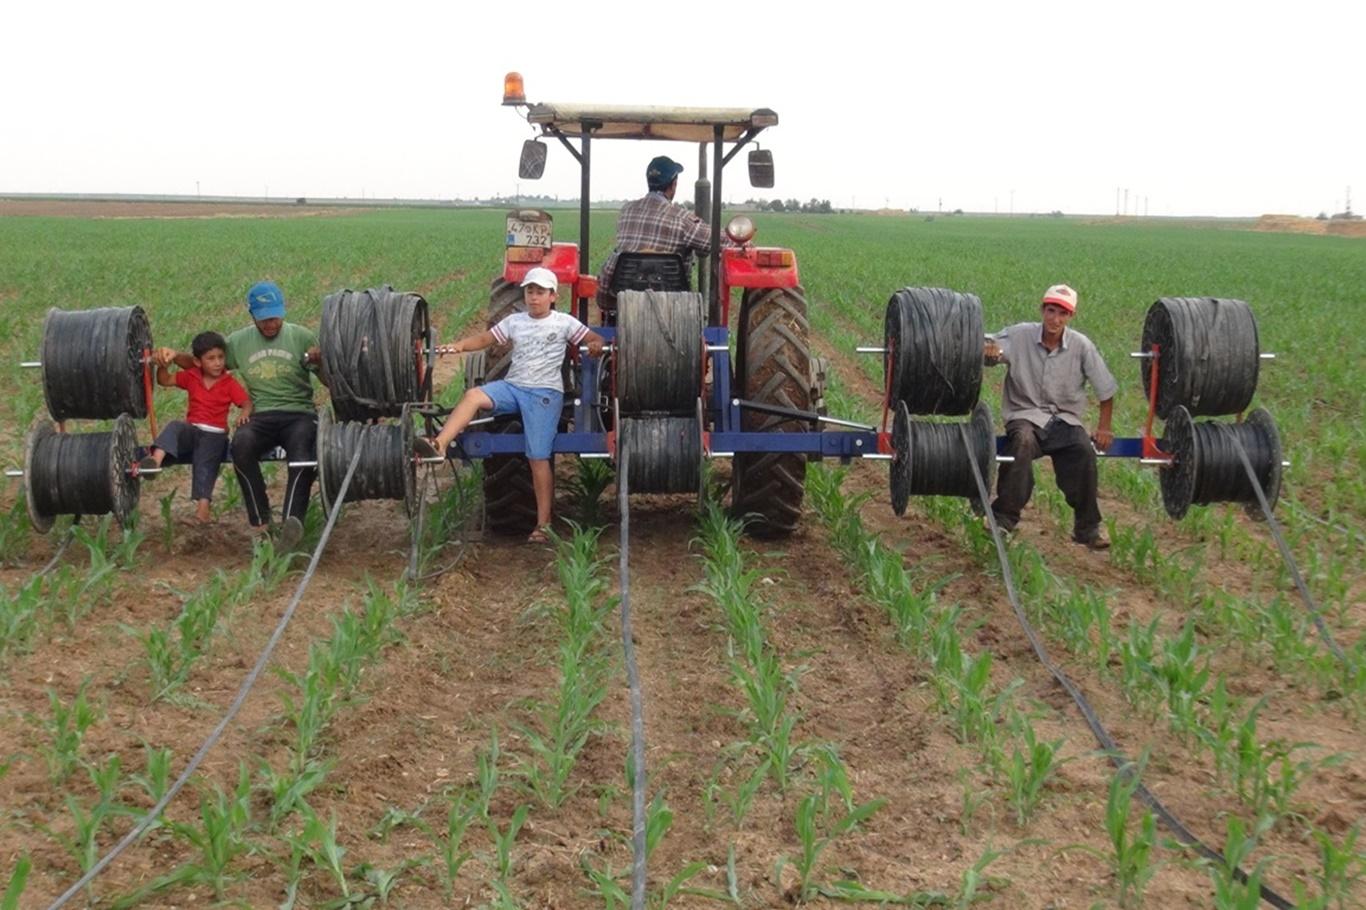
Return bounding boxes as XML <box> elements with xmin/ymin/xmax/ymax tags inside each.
<box><xmin>481</xmin><ymin>380</ymin><xmax>562</xmax><ymax>460</ymax></box>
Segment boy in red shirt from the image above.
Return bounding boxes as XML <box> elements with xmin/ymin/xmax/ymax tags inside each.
<box><xmin>141</xmin><ymin>332</ymin><xmax>252</xmax><ymax>522</ymax></box>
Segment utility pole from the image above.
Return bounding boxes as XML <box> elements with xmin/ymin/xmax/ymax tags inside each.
<box><xmin>1115</xmin><ymin>187</ymin><xmax>1120</xmax><ymax>216</ymax></box>
<box><xmin>1123</xmin><ymin>188</ymin><xmax>1129</xmax><ymax>215</ymax></box>
<box><xmin>1010</xmin><ymin>189</ymin><xmax>1014</xmax><ymax>215</ymax></box>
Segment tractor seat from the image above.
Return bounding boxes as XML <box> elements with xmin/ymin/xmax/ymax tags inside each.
<box><xmin>609</xmin><ymin>252</ymin><xmax>690</xmax><ymax>293</ymax></box>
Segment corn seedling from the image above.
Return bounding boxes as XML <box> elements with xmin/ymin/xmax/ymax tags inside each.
<box><xmin>516</xmin><ymin>524</ymin><xmax>615</xmax><ymax>808</ymax></box>
<box><xmin>292</xmin><ymin>805</ymin><xmax>350</xmax><ymax>900</ymax></box>
<box><xmin>1295</xmin><ymin>824</ymin><xmax>1365</xmax><ymax>910</ymax></box>
<box><xmin>39</xmin><ymin>677</ymin><xmax>100</xmax><ymax>783</ymax></box>
<box><xmin>488</xmin><ymin>804</ymin><xmax>530</xmax><ymax>882</ymax></box>
<box><xmin>0</xmin><ymin>575</ymin><xmax>45</xmax><ymax>662</ymax></box>
<box><xmin>368</xmin><ymin>801</ymin><xmax>431</xmax><ymax>842</ymax></box>
<box><xmin>778</xmin><ymin>757</ymin><xmax>886</xmax><ymax>902</ymax></box>
<box><xmin>1104</xmin><ymin>761</ymin><xmax>1157</xmax><ymax>907</ymax></box>
<box><xmin>1202</xmin><ymin>815</ymin><xmax>1273</xmax><ymax>910</ymax></box>
<box><xmin>441</xmin><ymin>792</ymin><xmax>477</xmax><ymax>897</ymax></box>
<box><xmin>0</xmin><ymin>498</ymin><xmax>31</xmax><ymax>566</ymax></box>
<box><xmin>158</xmin><ymin>488</ymin><xmax>177</xmax><ymax>550</ymax></box>
<box><xmin>565</xmin><ymin>457</ymin><xmax>616</xmax><ymax>526</ymax></box>
<box><xmin>1</xmin><ymin>855</ymin><xmax>30</xmax><ymax>910</ymax></box>
<box><xmin>1003</xmin><ymin>720</ymin><xmax>1069</xmax><ymax>826</ymax></box>
<box><xmin>259</xmin><ymin>757</ymin><xmax>330</xmax><ymax>828</ymax></box>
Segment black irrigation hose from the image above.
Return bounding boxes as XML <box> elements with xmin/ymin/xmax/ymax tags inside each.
<box><xmin>615</xmin><ymin>439</ymin><xmax>648</xmax><ymax>910</ymax></box>
<box><xmin>616</xmin><ymin>290</ymin><xmax>705</xmax><ymax>414</ymax></box>
<box><xmin>960</xmin><ymin>424</ymin><xmax>1295</xmax><ymax>910</ymax></box>
<box><xmin>1223</xmin><ymin>425</ymin><xmax>1347</xmax><ymax>665</ymax></box>
<box><xmin>889</xmin><ymin>401</ymin><xmax>994</xmax><ymax>515</ymax></box>
<box><xmin>884</xmin><ymin>288</ymin><xmax>983</xmax><ymax>416</ymax></box>
<box><xmin>45</xmin><ymin>446</ymin><xmax>363</xmax><ymax>910</ymax></box>
<box><xmin>316</xmin><ymin>408</ymin><xmax>416</xmax><ymax>516</ymax></box>
<box><xmin>1141</xmin><ymin>297</ymin><xmax>1259</xmax><ymax>420</ymax></box>
<box><xmin>320</xmin><ymin>286</ymin><xmax>429</xmax><ymax>422</ymax></box>
<box><xmin>618</xmin><ymin>416</ymin><xmax>700</xmax><ymax>494</ymax></box>
<box><xmin>25</xmin><ymin>415</ymin><xmax>140</xmax><ymax>533</ymax></box>
<box><xmin>41</xmin><ymin>306</ymin><xmax>152</xmax><ymax>422</ymax></box>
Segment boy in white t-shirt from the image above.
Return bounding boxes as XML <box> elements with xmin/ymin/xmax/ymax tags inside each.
<box><xmin>429</xmin><ymin>267</ymin><xmax>606</xmax><ymax>542</ymax></box>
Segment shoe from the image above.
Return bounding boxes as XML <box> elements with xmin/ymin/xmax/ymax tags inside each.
<box><xmin>137</xmin><ymin>454</ymin><xmax>159</xmax><ymax>475</ymax></box>
<box><xmin>983</xmin><ymin>513</ymin><xmax>1016</xmax><ymax>537</ymax></box>
<box><xmin>1074</xmin><ymin>528</ymin><xmax>1110</xmax><ymax>551</ymax></box>
<box><xmin>277</xmin><ymin>516</ymin><xmax>304</xmax><ymax>553</ymax></box>
<box><xmin>413</xmin><ymin>436</ymin><xmax>441</xmax><ymax>459</ymax></box>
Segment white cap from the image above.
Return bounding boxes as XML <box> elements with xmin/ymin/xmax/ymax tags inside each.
<box><xmin>520</xmin><ymin>267</ymin><xmax>558</xmax><ymax>290</ymax></box>
<box><xmin>1041</xmin><ymin>283</ymin><xmax>1077</xmax><ymax>314</ymax></box>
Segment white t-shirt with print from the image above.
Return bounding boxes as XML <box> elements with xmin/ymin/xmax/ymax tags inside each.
<box><xmin>491</xmin><ymin>311</ymin><xmax>589</xmax><ymax>392</ymax></box>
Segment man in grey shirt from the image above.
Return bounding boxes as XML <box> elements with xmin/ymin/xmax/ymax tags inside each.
<box><xmin>983</xmin><ymin>284</ymin><xmax>1117</xmax><ymax>549</ymax></box>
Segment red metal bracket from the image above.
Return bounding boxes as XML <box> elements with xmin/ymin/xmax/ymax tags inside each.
<box><xmin>1141</xmin><ymin>344</ymin><xmax>1169</xmax><ymax>461</ymax></box>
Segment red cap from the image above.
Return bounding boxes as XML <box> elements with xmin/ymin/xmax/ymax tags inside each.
<box><xmin>1042</xmin><ymin>284</ymin><xmax>1077</xmax><ymax>313</ymax></box>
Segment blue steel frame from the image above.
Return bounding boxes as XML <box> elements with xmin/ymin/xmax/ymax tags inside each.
<box><xmin>447</xmin><ymin>325</ymin><xmax>1151</xmax><ymax>464</ymax></box>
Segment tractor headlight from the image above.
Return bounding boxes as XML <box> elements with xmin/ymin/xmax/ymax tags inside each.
<box><xmin>726</xmin><ymin>216</ymin><xmax>756</xmax><ymax>244</ymax></box>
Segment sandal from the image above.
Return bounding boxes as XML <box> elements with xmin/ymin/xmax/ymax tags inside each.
<box><xmin>527</xmin><ymin>526</ymin><xmax>551</xmax><ymax>544</ymax></box>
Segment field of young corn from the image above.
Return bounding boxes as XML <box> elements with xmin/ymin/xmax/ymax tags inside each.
<box><xmin>0</xmin><ymin>203</ymin><xmax>1362</xmax><ymax>908</ymax></box>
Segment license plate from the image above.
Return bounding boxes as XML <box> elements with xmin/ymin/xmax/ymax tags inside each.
<box><xmin>506</xmin><ymin>213</ymin><xmax>552</xmax><ymax>249</ymax></box>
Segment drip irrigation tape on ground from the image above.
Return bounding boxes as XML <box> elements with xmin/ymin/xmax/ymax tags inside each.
<box><xmin>43</xmin><ymin>446</ymin><xmax>363</xmax><ymax>910</ymax></box>
<box><xmin>1141</xmin><ymin>297</ymin><xmax>1259</xmax><ymax>420</ymax></box>
<box><xmin>1223</xmin><ymin>425</ymin><xmax>1347</xmax><ymax>665</ymax></box>
<box><xmin>959</xmin><ymin>424</ymin><xmax>1295</xmax><ymax>910</ymax></box>
<box><xmin>41</xmin><ymin>306</ymin><xmax>153</xmax><ymax>422</ymax></box>
<box><xmin>616</xmin><ymin>290</ymin><xmax>705</xmax><ymax>414</ymax></box>
<box><xmin>320</xmin><ymin>286</ymin><xmax>430</xmax><ymax>421</ymax></box>
<box><xmin>883</xmin><ymin>288</ymin><xmax>983</xmax><ymax>416</ymax></box>
<box><xmin>615</xmin><ymin>438</ymin><xmax>649</xmax><ymax>910</ymax></box>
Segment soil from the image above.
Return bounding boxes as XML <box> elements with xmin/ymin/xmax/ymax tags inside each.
<box><xmin>1253</xmin><ymin>214</ymin><xmax>1366</xmax><ymax>238</ymax></box>
<box><xmin>0</xmin><ymin>291</ymin><xmax>1360</xmax><ymax>908</ymax></box>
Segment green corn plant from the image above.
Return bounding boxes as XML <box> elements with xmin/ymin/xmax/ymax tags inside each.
<box><xmin>475</xmin><ymin>729</ymin><xmax>502</xmax><ymax>818</ymax></box>
<box><xmin>778</xmin><ymin>760</ymin><xmax>886</xmax><ymax>902</ymax></box>
<box><xmin>1003</xmin><ymin>720</ymin><xmax>1069</xmax><ymax>826</ymax></box>
<box><xmin>1203</xmin><ymin>815</ymin><xmax>1273</xmax><ymax>910</ymax></box>
<box><xmin>158</xmin><ymin>488</ymin><xmax>177</xmax><ymax>550</ymax></box>
<box><xmin>1</xmin><ymin>855</ymin><xmax>30</xmax><ymax>910</ymax></box>
<box><xmin>131</xmin><ymin>743</ymin><xmax>172</xmax><ymax>815</ymax></box>
<box><xmin>368</xmin><ymin>801</ymin><xmax>431</xmax><ymax>842</ymax></box>
<box><xmin>950</xmin><ymin>847</ymin><xmax>1007</xmax><ymax>909</ymax></box>
<box><xmin>352</xmin><ymin>859</ymin><xmax>426</xmax><ymax>907</ymax></box>
<box><xmin>0</xmin><ymin>498</ymin><xmax>32</xmax><ymax>566</ymax></box>
<box><xmin>1294</xmin><ymin>824</ymin><xmax>1365</xmax><ymax>910</ymax></box>
<box><xmin>259</xmin><ymin>757</ymin><xmax>330</xmax><ymax>828</ymax></box>
<box><xmin>296</xmin><ymin>805</ymin><xmax>350</xmax><ymax>899</ymax></box>
<box><xmin>516</xmin><ymin>524</ymin><xmax>615</xmax><ymax>808</ymax></box>
<box><xmin>1104</xmin><ymin>762</ymin><xmax>1158</xmax><ymax>907</ymax></box>
<box><xmin>1153</xmin><ymin>621</ymin><xmax>1211</xmax><ymax>742</ymax></box>
<box><xmin>39</xmin><ymin>677</ymin><xmax>100</xmax><ymax>783</ymax></box>
<box><xmin>441</xmin><ymin>792</ymin><xmax>477</xmax><ymax>897</ymax></box>
<box><xmin>488</xmin><ymin>804</ymin><xmax>530</xmax><ymax>881</ymax></box>
<box><xmin>0</xmin><ymin>575</ymin><xmax>45</xmax><ymax>662</ymax></box>
<box><xmin>565</xmin><ymin>458</ymin><xmax>615</xmax><ymax>526</ymax></box>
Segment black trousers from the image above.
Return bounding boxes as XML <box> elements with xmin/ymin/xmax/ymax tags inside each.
<box><xmin>992</xmin><ymin>418</ymin><xmax>1102</xmax><ymax>540</ymax></box>
<box><xmin>152</xmin><ymin>420</ymin><xmax>229</xmax><ymax>502</ymax></box>
<box><xmin>230</xmin><ymin>410</ymin><xmax>316</xmax><ymax>527</ymax></box>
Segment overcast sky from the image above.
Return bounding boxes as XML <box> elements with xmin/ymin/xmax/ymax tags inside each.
<box><xmin>2</xmin><ymin>1</ymin><xmax>1362</xmax><ymax>217</ymax></box>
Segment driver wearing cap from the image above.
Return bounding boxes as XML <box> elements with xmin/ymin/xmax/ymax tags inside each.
<box><xmin>597</xmin><ymin>155</ymin><xmax>713</xmax><ymax>306</ymax></box>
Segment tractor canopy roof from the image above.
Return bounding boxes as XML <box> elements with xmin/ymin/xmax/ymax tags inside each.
<box><xmin>526</xmin><ymin>103</ymin><xmax>778</xmax><ymax>142</ymax></box>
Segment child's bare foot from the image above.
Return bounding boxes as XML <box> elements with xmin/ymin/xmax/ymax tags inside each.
<box><xmin>194</xmin><ymin>507</ymin><xmax>213</xmax><ymax>524</ymax></box>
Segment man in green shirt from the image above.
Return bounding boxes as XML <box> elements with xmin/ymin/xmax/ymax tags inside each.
<box><xmin>174</xmin><ymin>280</ymin><xmax>322</xmax><ymax>547</ymax></box>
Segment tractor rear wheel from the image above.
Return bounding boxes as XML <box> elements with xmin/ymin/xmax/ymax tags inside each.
<box><xmin>731</xmin><ymin>286</ymin><xmax>811</xmax><ymax>537</ymax></box>
<box><xmin>479</xmin><ymin>278</ymin><xmax>537</xmax><ymax>535</ymax></box>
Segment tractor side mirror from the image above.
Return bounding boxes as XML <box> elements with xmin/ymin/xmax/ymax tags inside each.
<box><xmin>748</xmin><ymin>149</ymin><xmax>774</xmax><ymax>188</ymax></box>
<box><xmin>519</xmin><ymin>139</ymin><xmax>547</xmax><ymax>180</ymax></box>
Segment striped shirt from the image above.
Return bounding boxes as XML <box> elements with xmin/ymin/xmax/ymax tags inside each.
<box><xmin>491</xmin><ymin>311</ymin><xmax>589</xmax><ymax>392</ymax></box>
<box><xmin>991</xmin><ymin>323</ymin><xmax>1117</xmax><ymax>428</ymax></box>
<box><xmin>599</xmin><ymin>192</ymin><xmax>712</xmax><ymax>291</ymax></box>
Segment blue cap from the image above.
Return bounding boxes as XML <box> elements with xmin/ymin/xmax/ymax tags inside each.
<box><xmin>246</xmin><ymin>281</ymin><xmax>286</xmax><ymax>319</ymax></box>
<box><xmin>646</xmin><ymin>155</ymin><xmax>684</xmax><ymax>190</ymax></box>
